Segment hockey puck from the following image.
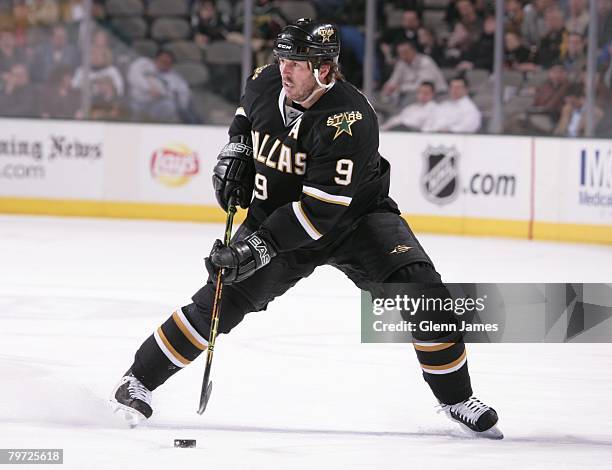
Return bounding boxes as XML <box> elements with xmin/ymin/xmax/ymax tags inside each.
<box><xmin>174</xmin><ymin>439</ymin><xmax>196</xmax><ymax>448</ymax></box>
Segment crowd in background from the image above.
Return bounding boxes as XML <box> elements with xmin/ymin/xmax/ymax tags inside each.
<box><xmin>375</xmin><ymin>0</ymin><xmax>612</xmax><ymax>136</ymax></box>
<box><xmin>0</xmin><ymin>0</ymin><xmax>610</xmax><ymax>136</ymax></box>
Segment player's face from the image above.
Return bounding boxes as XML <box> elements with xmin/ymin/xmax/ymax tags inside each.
<box><xmin>279</xmin><ymin>59</ymin><xmax>317</xmax><ymax>102</ymax></box>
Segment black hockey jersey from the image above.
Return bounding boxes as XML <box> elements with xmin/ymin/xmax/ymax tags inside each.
<box><xmin>228</xmin><ymin>64</ymin><xmax>398</xmax><ymax>253</ymax></box>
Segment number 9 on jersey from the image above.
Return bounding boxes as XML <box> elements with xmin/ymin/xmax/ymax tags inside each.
<box><xmin>254</xmin><ymin>174</ymin><xmax>268</xmax><ymax>200</ymax></box>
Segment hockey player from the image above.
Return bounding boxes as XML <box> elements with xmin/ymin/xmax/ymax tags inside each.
<box><xmin>111</xmin><ymin>19</ymin><xmax>502</xmax><ymax>439</ymax></box>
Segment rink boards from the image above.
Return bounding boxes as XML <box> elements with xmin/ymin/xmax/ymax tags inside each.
<box><xmin>0</xmin><ymin>118</ymin><xmax>610</xmax><ymax>244</ymax></box>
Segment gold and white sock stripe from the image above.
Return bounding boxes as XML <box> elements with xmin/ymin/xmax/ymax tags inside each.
<box><xmin>154</xmin><ymin>327</ymin><xmax>190</xmax><ymax>368</ymax></box>
<box><xmin>413</xmin><ymin>341</ymin><xmax>455</xmax><ymax>352</ymax></box>
<box><xmin>420</xmin><ymin>349</ymin><xmax>467</xmax><ymax>375</ymax></box>
<box><xmin>172</xmin><ymin>308</ymin><xmax>208</xmax><ymax>351</ymax></box>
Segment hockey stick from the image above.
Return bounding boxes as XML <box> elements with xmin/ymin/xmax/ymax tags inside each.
<box><xmin>198</xmin><ymin>198</ymin><xmax>237</xmax><ymax>414</ymax></box>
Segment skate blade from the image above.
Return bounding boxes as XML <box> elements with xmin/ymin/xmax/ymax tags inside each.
<box><xmin>109</xmin><ymin>400</ymin><xmax>147</xmax><ymax>428</ymax></box>
<box><xmin>455</xmin><ymin>421</ymin><xmax>504</xmax><ymax>440</ymax></box>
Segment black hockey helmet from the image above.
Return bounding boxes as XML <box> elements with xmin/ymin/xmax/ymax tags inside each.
<box><xmin>273</xmin><ymin>18</ymin><xmax>340</xmax><ymax>68</ymax></box>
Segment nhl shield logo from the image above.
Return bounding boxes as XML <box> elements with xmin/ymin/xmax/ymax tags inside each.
<box><xmin>420</xmin><ymin>145</ymin><xmax>460</xmax><ymax>205</ymax></box>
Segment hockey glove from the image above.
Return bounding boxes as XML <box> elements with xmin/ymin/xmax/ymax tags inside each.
<box><xmin>205</xmin><ymin>232</ymin><xmax>277</xmax><ymax>284</ymax></box>
<box><xmin>212</xmin><ymin>135</ymin><xmax>255</xmax><ymax>211</ymax></box>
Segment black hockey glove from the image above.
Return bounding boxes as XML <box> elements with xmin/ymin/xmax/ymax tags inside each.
<box><xmin>205</xmin><ymin>232</ymin><xmax>277</xmax><ymax>284</ymax></box>
<box><xmin>212</xmin><ymin>135</ymin><xmax>255</xmax><ymax>211</ymax></box>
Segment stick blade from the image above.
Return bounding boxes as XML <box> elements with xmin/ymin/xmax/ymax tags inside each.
<box><xmin>197</xmin><ymin>381</ymin><xmax>213</xmax><ymax>415</ymax></box>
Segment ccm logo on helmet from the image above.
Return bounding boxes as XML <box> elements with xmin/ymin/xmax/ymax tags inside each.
<box><xmin>276</xmin><ymin>43</ymin><xmax>292</xmax><ymax>50</ymax></box>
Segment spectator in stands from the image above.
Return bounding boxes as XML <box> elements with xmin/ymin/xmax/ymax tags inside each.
<box><xmin>0</xmin><ymin>29</ymin><xmax>24</xmax><ymax>73</ymax></box>
<box><xmin>597</xmin><ymin>0</ymin><xmax>612</xmax><ymax>47</ymax></box>
<box><xmin>380</xmin><ymin>9</ymin><xmax>421</xmax><ymax>66</ymax></box>
<box><xmin>61</xmin><ymin>0</ymin><xmax>85</xmax><ymax>24</ymax></box>
<box><xmin>11</xmin><ymin>0</ymin><xmax>30</xmax><ymax>46</ymax></box>
<box><xmin>192</xmin><ymin>0</ymin><xmax>229</xmax><ymax>47</ymax></box>
<box><xmin>417</xmin><ymin>26</ymin><xmax>444</xmax><ymax>66</ymax></box>
<box><xmin>445</xmin><ymin>0</ymin><xmax>488</xmax><ymax>31</ymax></box>
<box><xmin>422</xmin><ymin>76</ymin><xmax>482</xmax><ymax>133</ymax></box>
<box><xmin>505</xmin><ymin>0</ymin><xmax>527</xmax><ymax>36</ymax></box>
<box><xmin>86</xmin><ymin>28</ymin><xmax>129</xmax><ymax>68</ymax></box>
<box><xmin>554</xmin><ymin>84</ymin><xmax>603</xmax><ymax>136</ymax></box>
<box><xmin>0</xmin><ymin>2</ymin><xmax>11</xmax><ymax>30</ymax></box>
<box><xmin>31</xmin><ymin>24</ymin><xmax>79</xmax><ymax>82</ymax></box>
<box><xmin>562</xmin><ymin>32</ymin><xmax>586</xmax><ymax>81</ymax></box>
<box><xmin>456</xmin><ymin>14</ymin><xmax>496</xmax><ymax>73</ymax></box>
<box><xmin>535</xmin><ymin>7</ymin><xmax>568</xmax><ymax>68</ymax></box>
<box><xmin>0</xmin><ymin>62</ymin><xmax>37</xmax><ymax>117</ymax></box>
<box><xmin>504</xmin><ymin>30</ymin><xmax>538</xmax><ymax>72</ymax></box>
<box><xmin>72</xmin><ymin>44</ymin><xmax>124</xmax><ymax>99</ymax></box>
<box><xmin>565</xmin><ymin>0</ymin><xmax>589</xmax><ymax>35</ymax></box>
<box><xmin>92</xmin><ymin>29</ymin><xmax>111</xmax><ymax>49</ymax></box>
<box><xmin>39</xmin><ymin>64</ymin><xmax>82</xmax><ymax>119</ymax></box>
<box><xmin>444</xmin><ymin>0</ymin><xmax>484</xmax><ymax>67</ymax></box>
<box><xmin>444</xmin><ymin>0</ymin><xmax>462</xmax><ymax>29</ymax></box>
<box><xmin>603</xmin><ymin>42</ymin><xmax>612</xmax><ymax>91</ymax></box>
<box><xmin>90</xmin><ymin>76</ymin><xmax>126</xmax><ymax>120</ymax></box>
<box><xmin>381</xmin><ymin>81</ymin><xmax>438</xmax><ymax>131</ymax></box>
<box><xmin>22</xmin><ymin>25</ymin><xmax>44</xmax><ymax>69</ymax></box>
<box><xmin>127</xmin><ymin>50</ymin><xmax>191</xmax><ymax>123</ymax></box>
<box><xmin>523</xmin><ymin>63</ymin><xmax>572</xmax><ymax>133</ymax></box>
<box><xmin>454</xmin><ymin>0</ymin><xmax>483</xmax><ymax>45</ymax></box>
<box><xmin>27</xmin><ymin>0</ymin><xmax>60</xmax><ymax>27</ymax></box>
<box><xmin>522</xmin><ymin>0</ymin><xmax>554</xmax><ymax>48</ymax></box>
<box><xmin>228</xmin><ymin>0</ymin><xmax>288</xmax><ymax>65</ymax></box>
<box><xmin>596</xmin><ymin>45</ymin><xmax>612</xmax><ymax>136</ymax></box>
<box><xmin>381</xmin><ymin>40</ymin><xmax>447</xmax><ymax>106</ymax></box>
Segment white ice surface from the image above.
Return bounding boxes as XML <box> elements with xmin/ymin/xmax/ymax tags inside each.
<box><xmin>0</xmin><ymin>215</ymin><xmax>611</xmax><ymax>469</ymax></box>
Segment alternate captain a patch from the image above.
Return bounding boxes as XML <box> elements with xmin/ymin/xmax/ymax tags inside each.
<box><xmin>326</xmin><ymin>111</ymin><xmax>363</xmax><ymax>140</ymax></box>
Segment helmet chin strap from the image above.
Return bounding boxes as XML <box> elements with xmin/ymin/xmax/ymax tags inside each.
<box><xmin>313</xmin><ymin>67</ymin><xmax>335</xmax><ymax>90</ymax></box>
<box><xmin>293</xmin><ymin>63</ymin><xmax>335</xmax><ymax>105</ymax></box>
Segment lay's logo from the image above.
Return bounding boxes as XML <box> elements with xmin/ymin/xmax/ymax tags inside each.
<box><xmin>151</xmin><ymin>143</ymin><xmax>199</xmax><ymax>187</ymax></box>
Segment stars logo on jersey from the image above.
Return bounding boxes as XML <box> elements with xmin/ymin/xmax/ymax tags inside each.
<box><xmin>319</xmin><ymin>27</ymin><xmax>335</xmax><ymax>43</ymax></box>
<box><xmin>326</xmin><ymin>111</ymin><xmax>363</xmax><ymax>140</ymax></box>
<box><xmin>389</xmin><ymin>245</ymin><xmax>412</xmax><ymax>254</ymax></box>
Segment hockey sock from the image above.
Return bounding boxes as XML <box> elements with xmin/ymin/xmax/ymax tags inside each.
<box><xmin>132</xmin><ymin>307</ymin><xmax>209</xmax><ymax>390</ymax></box>
<box><xmin>408</xmin><ymin>285</ymin><xmax>472</xmax><ymax>404</ymax></box>
<box><xmin>413</xmin><ymin>339</ymin><xmax>472</xmax><ymax>404</ymax></box>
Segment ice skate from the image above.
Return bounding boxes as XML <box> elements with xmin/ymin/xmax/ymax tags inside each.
<box><xmin>110</xmin><ymin>369</ymin><xmax>152</xmax><ymax>427</ymax></box>
<box><xmin>439</xmin><ymin>396</ymin><xmax>503</xmax><ymax>439</ymax></box>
